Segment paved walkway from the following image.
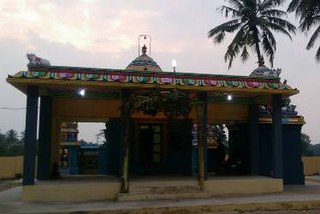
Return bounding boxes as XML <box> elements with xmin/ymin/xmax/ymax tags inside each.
<box><xmin>1</xmin><ymin>177</ymin><xmax>320</xmax><ymax>214</ymax></box>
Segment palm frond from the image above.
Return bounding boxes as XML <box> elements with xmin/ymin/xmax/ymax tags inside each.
<box><xmin>300</xmin><ymin>15</ymin><xmax>320</xmax><ymax>32</ymax></box>
<box><xmin>224</xmin><ymin>26</ymin><xmax>246</xmax><ymax>68</ymax></box>
<box><xmin>225</xmin><ymin>44</ymin><xmax>240</xmax><ymax>69</ymax></box>
<box><xmin>208</xmin><ymin>19</ymin><xmax>241</xmax><ymax>38</ymax></box>
<box><xmin>287</xmin><ymin>0</ymin><xmax>300</xmax><ymax>12</ymax></box>
<box><xmin>260</xmin><ymin>19</ymin><xmax>293</xmax><ymax>39</ymax></box>
<box><xmin>261</xmin><ymin>9</ymin><xmax>287</xmax><ymax>17</ymax></box>
<box><xmin>240</xmin><ymin>46</ymin><xmax>250</xmax><ymax>62</ymax></box>
<box><xmin>226</xmin><ymin>0</ymin><xmax>244</xmax><ymax>10</ymax></box>
<box><xmin>261</xmin><ymin>26</ymin><xmax>277</xmax><ymax>49</ymax></box>
<box><xmin>209</xmin><ymin>0</ymin><xmax>295</xmax><ymax>68</ymax></box>
<box><xmin>262</xmin><ymin>33</ymin><xmax>275</xmax><ymax>67</ymax></box>
<box><xmin>289</xmin><ymin>0</ymin><xmax>320</xmax><ymax>31</ymax></box>
<box><xmin>299</xmin><ymin>14</ymin><xmax>320</xmax><ymax>32</ymax></box>
<box><xmin>288</xmin><ymin>0</ymin><xmax>320</xmax><ymax>62</ymax></box>
<box><xmin>267</xmin><ymin>17</ymin><xmax>297</xmax><ymax>33</ymax></box>
<box><xmin>219</xmin><ymin>5</ymin><xmax>241</xmax><ymax>18</ymax></box>
<box><xmin>260</xmin><ymin>0</ymin><xmax>286</xmax><ymax>10</ymax></box>
<box><xmin>307</xmin><ymin>25</ymin><xmax>320</xmax><ymax>50</ymax></box>
<box><xmin>214</xmin><ymin>32</ymin><xmax>226</xmax><ymax>43</ymax></box>
<box><xmin>316</xmin><ymin>45</ymin><xmax>320</xmax><ymax>61</ymax></box>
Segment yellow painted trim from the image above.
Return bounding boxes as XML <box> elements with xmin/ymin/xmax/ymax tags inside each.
<box><xmin>205</xmin><ymin>177</ymin><xmax>283</xmax><ymax>195</ymax></box>
<box><xmin>0</xmin><ymin>156</ymin><xmax>23</xmax><ymax>178</ymax></box>
<box><xmin>259</xmin><ymin>116</ymin><xmax>305</xmax><ymax>125</ymax></box>
<box><xmin>302</xmin><ymin>156</ymin><xmax>320</xmax><ymax>175</ymax></box>
<box><xmin>22</xmin><ymin>182</ymin><xmax>120</xmax><ymax>202</ymax></box>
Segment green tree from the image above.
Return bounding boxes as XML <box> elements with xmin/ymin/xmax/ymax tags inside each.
<box><xmin>0</xmin><ymin>130</ymin><xmax>7</xmax><ymax>155</ymax></box>
<box><xmin>5</xmin><ymin>129</ymin><xmax>19</xmax><ymax>145</ymax></box>
<box><xmin>0</xmin><ymin>130</ymin><xmax>5</xmax><ymax>143</ymax></box>
<box><xmin>209</xmin><ymin>0</ymin><xmax>296</xmax><ymax>68</ymax></box>
<box><xmin>212</xmin><ymin>124</ymin><xmax>228</xmax><ymax>145</ymax></box>
<box><xmin>288</xmin><ymin>0</ymin><xmax>320</xmax><ymax>61</ymax></box>
<box><xmin>20</xmin><ymin>130</ymin><xmax>25</xmax><ymax>144</ymax></box>
<box><xmin>0</xmin><ymin>129</ymin><xmax>24</xmax><ymax>156</ymax></box>
<box><xmin>301</xmin><ymin>133</ymin><xmax>313</xmax><ymax>156</ymax></box>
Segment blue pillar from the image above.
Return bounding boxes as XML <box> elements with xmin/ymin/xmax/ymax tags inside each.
<box><xmin>249</xmin><ymin>104</ymin><xmax>260</xmax><ymax>175</ymax></box>
<box><xmin>272</xmin><ymin>94</ymin><xmax>283</xmax><ymax>178</ymax></box>
<box><xmin>23</xmin><ymin>86</ymin><xmax>38</xmax><ymax>185</ymax></box>
<box><xmin>37</xmin><ymin>96</ymin><xmax>52</xmax><ymax>180</ymax></box>
<box><xmin>68</xmin><ymin>146</ymin><xmax>80</xmax><ymax>174</ymax></box>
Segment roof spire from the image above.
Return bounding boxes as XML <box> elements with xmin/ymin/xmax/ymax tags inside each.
<box><xmin>142</xmin><ymin>45</ymin><xmax>147</xmax><ymax>55</ymax></box>
<box><xmin>138</xmin><ymin>35</ymin><xmax>152</xmax><ymax>56</ymax></box>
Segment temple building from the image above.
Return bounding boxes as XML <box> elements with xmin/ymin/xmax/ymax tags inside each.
<box><xmin>7</xmin><ymin>40</ymin><xmax>305</xmax><ymax>202</ymax></box>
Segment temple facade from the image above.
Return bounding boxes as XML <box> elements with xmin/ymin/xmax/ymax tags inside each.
<box><xmin>7</xmin><ymin>46</ymin><xmax>305</xmax><ymax>201</ymax></box>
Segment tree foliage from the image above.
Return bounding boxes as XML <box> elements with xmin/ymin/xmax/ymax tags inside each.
<box><xmin>209</xmin><ymin>0</ymin><xmax>296</xmax><ymax>68</ymax></box>
<box><xmin>122</xmin><ymin>89</ymin><xmax>192</xmax><ymax>119</ymax></box>
<box><xmin>288</xmin><ymin>0</ymin><xmax>320</xmax><ymax>61</ymax></box>
<box><xmin>5</xmin><ymin>129</ymin><xmax>19</xmax><ymax>144</ymax></box>
<box><xmin>212</xmin><ymin>124</ymin><xmax>228</xmax><ymax>146</ymax></box>
<box><xmin>301</xmin><ymin>132</ymin><xmax>313</xmax><ymax>156</ymax></box>
<box><xmin>0</xmin><ymin>129</ymin><xmax>24</xmax><ymax>156</ymax></box>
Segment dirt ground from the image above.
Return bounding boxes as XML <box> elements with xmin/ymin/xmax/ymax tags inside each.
<box><xmin>0</xmin><ymin>178</ymin><xmax>319</xmax><ymax>214</ymax></box>
<box><xmin>212</xmin><ymin>211</ymin><xmax>320</xmax><ymax>213</ymax></box>
<box><xmin>0</xmin><ymin>178</ymin><xmax>21</xmax><ymax>192</ymax></box>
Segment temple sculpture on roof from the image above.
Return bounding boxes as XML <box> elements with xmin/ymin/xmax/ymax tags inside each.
<box><xmin>126</xmin><ymin>45</ymin><xmax>162</xmax><ymax>72</ymax></box>
<box><xmin>6</xmin><ymin>37</ymin><xmax>305</xmax><ymax>202</ymax></box>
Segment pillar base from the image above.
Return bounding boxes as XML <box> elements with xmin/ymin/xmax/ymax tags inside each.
<box><xmin>68</xmin><ymin>146</ymin><xmax>80</xmax><ymax>175</ymax></box>
<box><xmin>69</xmin><ymin>167</ymin><xmax>80</xmax><ymax>175</ymax></box>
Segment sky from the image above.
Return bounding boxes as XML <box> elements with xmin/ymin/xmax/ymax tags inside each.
<box><xmin>0</xmin><ymin>0</ymin><xmax>319</xmax><ymax>143</ymax></box>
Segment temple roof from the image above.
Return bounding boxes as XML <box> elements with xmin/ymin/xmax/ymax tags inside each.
<box><xmin>6</xmin><ymin>65</ymin><xmax>299</xmax><ymax>100</ymax></box>
<box><xmin>125</xmin><ymin>45</ymin><xmax>162</xmax><ymax>72</ymax></box>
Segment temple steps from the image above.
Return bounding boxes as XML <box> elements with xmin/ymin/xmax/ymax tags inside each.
<box><xmin>117</xmin><ymin>179</ymin><xmax>211</xmax><ymax>201</ymax></box>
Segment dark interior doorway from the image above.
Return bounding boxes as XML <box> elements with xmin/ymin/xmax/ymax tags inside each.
<box><xmin>137</xmin><ymin>124</ymin><xmax>163</xmax><ymax>174</ymax></box>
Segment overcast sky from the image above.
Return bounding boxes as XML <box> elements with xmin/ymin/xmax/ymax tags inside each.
<box><xmin>0</xmin><ymin>0</ymin><xmax>319</xmax><ymax>143</ymax></box>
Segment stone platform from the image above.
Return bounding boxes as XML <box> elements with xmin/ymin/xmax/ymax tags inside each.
<box><xmin>22</xmin><ymin>175</ymin><xmax>282</xmax><ymax>202</ymax></box>
<box><xmin>1</xmin><ymin>176</ymin><xmax>320</xmax><ymax>213</ymax></box>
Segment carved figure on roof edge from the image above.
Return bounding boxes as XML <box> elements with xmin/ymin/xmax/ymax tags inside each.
<box><xmin>250</xmin><ymin>64</ymin><xmax>281</xmax><ymax>78</ymax></box>
<box><xmin>26</xmin><ymin>53</ymin><xmax>51</xmax><ymax>66</ymax></box>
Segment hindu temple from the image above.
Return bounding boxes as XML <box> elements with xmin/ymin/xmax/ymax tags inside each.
<box><xmin>6</xmin><ymin>37</ymin><xmax>305</xmax><ymax>202</ymax></box>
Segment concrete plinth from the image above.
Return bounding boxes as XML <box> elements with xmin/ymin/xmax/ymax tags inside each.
<box><xmin>22</xmin><ymin>180</ymin><xmax>120</xmax><ymax>202</ymax></box>
<box><xmin>21</xmin><ymin>175</ymin><xmax>282</xmax><ymax>202</ymax></box>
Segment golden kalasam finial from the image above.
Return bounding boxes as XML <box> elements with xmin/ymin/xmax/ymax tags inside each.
<box><xmin>142</xmin><ymin>45</ymin><xmax>147</xmax><ymax>55</ymax></box>
<box><xmin>138</xmin><ymin>35</ymin><xmax>152</xmax><ymax>56</ymax></box>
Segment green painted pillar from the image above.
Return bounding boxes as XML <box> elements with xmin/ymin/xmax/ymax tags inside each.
<box><xmin>23</xmin><ymin>85</ymin><xmax>39</xmax><ymax>185</ymax></box>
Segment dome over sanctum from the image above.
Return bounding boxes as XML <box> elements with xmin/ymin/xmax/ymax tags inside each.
<box><xmin>126</xmin><ymin>45</ymin><xmax>162</xmax><ymax>72</ymax></box>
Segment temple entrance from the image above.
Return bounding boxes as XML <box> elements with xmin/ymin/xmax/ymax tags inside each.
<box><xmin>134</xmin><ymin>120</ymin><xmax>193</xmax><ymax>175</ymax></box>
<box><xmin>136</xmin><ymin>123</ymin><xmax>164</xmax><ymax>174</ymax></box>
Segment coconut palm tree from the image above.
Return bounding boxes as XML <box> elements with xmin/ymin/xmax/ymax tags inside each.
<box><xmin>288</xmin><ymin>0</ymin><xmax>320</xmax><ymax>61</ymax></box>
<box><xmin>209</xmin><ymin>0</ymin><xmax>296</xmax><ymax>69</ymax></box>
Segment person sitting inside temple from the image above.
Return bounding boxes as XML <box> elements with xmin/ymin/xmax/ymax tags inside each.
<box><xmin>50</xmin><ymin>162</ymin><xmax>61</xmax><ymax>179</ymax></box>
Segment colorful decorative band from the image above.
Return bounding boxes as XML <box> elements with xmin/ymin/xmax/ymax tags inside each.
<box><xmin>11</xmin><ymin>70</ymin><xmax>291</xmax><ymax>90</ymax></box>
